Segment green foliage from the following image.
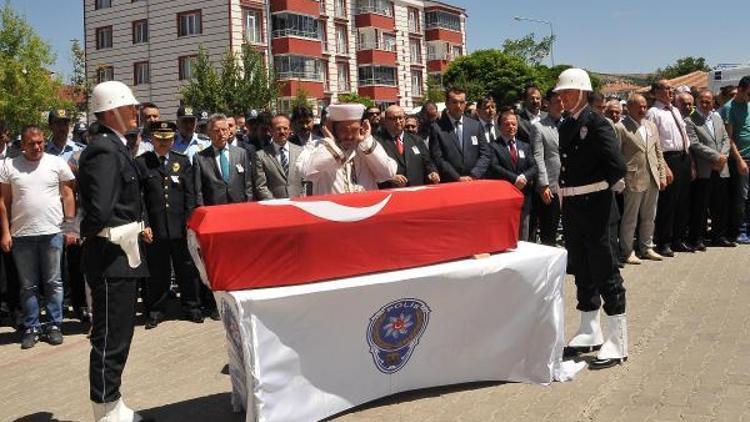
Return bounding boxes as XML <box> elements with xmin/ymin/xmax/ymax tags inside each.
<box><xmin>180</xmin><ymin>44</ymin><xmax>278</xmax><ymax>115</ymax></box>
<box><xmin>0</xmin><ymin>3</ymin><xmax>71</xmax><ymax>134</ymax></box>
<box><xmin>423</xmin><ymin>75</ymin><xmax>444</xmax><ymax>104</ymax></box>
<box><xmin>654</xmin><ymin>56</ymin><xmax>710</xmax><ymax>81</ymax></box>
<box><xmin>290</xmin><ymin>87</ymin><xmax>311</xmax><ymax>109</ymax></box>
<box><xmin>443</xmin><ymin>49</ymin><xmax>541</xmax><ymax>105</ymax></box>
<box><xmin>336</xmin><ymin>92</ymin><xmax>375</xmax><ymax>108</ymax></box>
<box><xmin>69</xmin><ymin>38</ymin><xmax>89</xmax><ymax>114</ymax></box>
<box><xmin>501</xmin><ymin>33</ymin><xmax>554</xmax><ymax>66</ymax></box>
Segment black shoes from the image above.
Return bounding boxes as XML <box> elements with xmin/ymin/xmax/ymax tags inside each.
<box><xmin>563</xmin><ymin>345</ymin><xmax>601</xmax><ymax>358</ymax></box>
<box><xmin>144</xmin><ymin>312</ymin><xmax>165</xmax><ymax>330</ymax></box>
<box><xmin>713</xmin><ymin>238</ymin><xmax>737</xmax><ymax>248</ymax></box>
<box><xmin>690</xmin><ymin>241</ymin><xmax>707</xmax><ymax>252</ymax></box>
<box><xmin>589</xmin><ymin>356</ymin><xmax>627</xmax><ymax>370</ymax></box>
<box><xmin>209</xmin><ymin>309</ymin><xmax>221</xmax><ymax>321</ymax></box>
<box><xmin>656</xmin><ymin>245</ymin><xmax>674</xmax><ymax>257</ymax></box>
<box><xmin>671</xmin><ymin>242</ymin><xmax>695</xmax><ymax>253</ymax></box>
<box><xmin>186</xmin><ymin>308</ymin><xmax>204</xmax><ymax>324</ymax></box>
<box><xmin>45</xmin><ymin>325</ymin><xmax>64</xmax><ymax>345</ymax></box>
<box><xmin>21</xmin><ymin>328</ymin><xmax>39</xmax><ymax>349</ymax></box>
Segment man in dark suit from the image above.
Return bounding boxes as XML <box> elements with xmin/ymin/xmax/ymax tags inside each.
<box><xmin>194</xmin><ymin>114</ymin><xmax>255</xmax><ymax>206</ymax></box>
<box><xmin>136</xmin><ymin>121</ymin><xmax>203</xmax><ymax>329</ymax></box>
<box><xmin>289</xmin><ymin>105</ymin><xmax>324</xmax><ymax>147</ymax></box>
<box><xmin>254</xmin><ymin>115</ymin><xmax>305</xmax><ymax>199</ymax></box>
<box><xmin>376</xmin><ymin>105</ymin><xmax>440</xmax><ymax>189</ymax></box>
<box><xmin>78</xmin><ymin>81</ymin><xmax>154</xmax><ymax>421</ymax></box>
<box><xmin>193</xmin><ymin>113</ymin><xmax>254</xmax><ymax>319</ymax></box>
<box><xmin>555</xmin><ymin>68</ymin><xmax>627</xmax><ymax>370</ymax></box>
<box><xmin>429</xmin><ymin>87</ymin><xmax>490</xmax><ymax>182</ymax></box>
<box><xmin>517</xmin><ymin>85</ymin><xmax>548</xmax><ymax>143</ymax></box>
<box><xmin>487</xmin><ymin>108</ymin><xmax>537</xmax><ymax>240</ymax></box>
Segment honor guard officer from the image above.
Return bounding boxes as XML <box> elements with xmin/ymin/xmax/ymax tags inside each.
<box><xmin>174</xmin><ymin>106</ymin><xmax>210</xmax><ymax>163</ymax></box>
<box><xmin>136</xmin><ymin>121</ymin><xmax>203</xmax><ymax>329</ymax></box>
<box><xmin>554</xmin><ymin>68</ymin><xmax>629</xmax><ymax>370</ymax></box>
<box><xmin>78</xmin><ymin>81</ymin><xmax>154</xmax><ymax>422</ymax></box>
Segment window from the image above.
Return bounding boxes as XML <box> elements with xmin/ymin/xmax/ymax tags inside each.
<box><xmin>97</xmin><ymin>66</ymin><xmax>114</xmax><ymax>83</ymax></box>
<box><xmin>409</xmin><ymin>38</ymin><xmax>421</xmax><ymax>62</ymax></box>
<box><xmin>334</xmin><ymin>0</ymin><xmax>346</xmax><ymax>18</ymax></box>
<box><xmin>178</xmin><ymin>55</ymin><xmax>197</xmax><ymax>80</ymax></box>
<box><xmin>274</xmin><ymin>56</ymin><xmax>323</xmax><ymax>80</ymax></box>
<box><xmin>96</xmin><ymin>26</ymin><xmax>113</xmax><ymax>50</ymax></box>
<box><xmin>382</xmin><ymin>33</ymin><xmax>396</xmax><ymax>52</ymax></box>
<box><xmin>358</xmin><ymin>65</ymin><xmax>396</xmax><ymax>86</ymax></box>
<box><xmin>321</xmin><ymin>24</ymin><xmax>328</xmax><ymax>52</ymax></box>
<box><xmin>95</xmin><ymin>0</ymin><xmax>111</xmax><ymax>10</ymax></box>
<box><xmin>425</xmin><ymin>11</ymin><xmax>460</xmax><ymax>31</ymax></box>
<box><xmin>132</xmin><ymin>20</ymin><xmax>149</xmax><ymax>44</ymax></box>
<box><xmin>335</xmin><ymin>25</ymin><xmax>347</xmax><ymax>54</ymax></box>
<box><xmin>134</xmin><ymin>62</ymin><xmax>150</xmax><ymax>85</ymax></box>
<box><xmin>452</xmin><ymin>45</ymin><xmax>462</xmax><ymax>59</ymax></box>
<box><xmin>408</xmin><ymin>8</ymin><xmax>420</xmax><ymax>32</ymax></box>
<box><xmin>178</xmin><ymin>10</ymin><xmax>202</xmax><ymax>37</ymax></box>
<box><xmin>323</xmin><ymin>61</ymin><xmax>330</xmax><ymax>91</ymax></box>
<box><xmin>272</xmin><ymin>13</ymin><xmax>321</xmax><ymax>39</ymax></box>
<box><xmin>337</xmin><ymin>62</ymin><xmax>350</xmax><ymax>91</ymax></box>
<box><xmin>411</xmin><ymin>70</ymin><xmax>423</xmax><ymax>96</ymax></box>
<box><xmin>356</xmin><ymin>0</ymin><xmax>392</xmax><ymax>16</ymax></box>
<box><xmin>244</xmin><ymin>9</ymin><xmax>262</xmax><ymax>43</ymax></box>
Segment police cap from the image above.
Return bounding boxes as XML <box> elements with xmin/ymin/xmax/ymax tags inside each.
<box><xmin>149</xmin><ymin>121</ymin><xmax>177</xmax><ymax>140</ymax></box>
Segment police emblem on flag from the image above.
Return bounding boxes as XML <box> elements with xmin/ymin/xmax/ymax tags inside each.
<box><xmin>367</xmin><ymin>298</ymin><xmax>430</xmax><ymax>374</ymax></box>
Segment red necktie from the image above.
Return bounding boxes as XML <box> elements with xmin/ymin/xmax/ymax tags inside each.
<box><xmin>509</xmin><ymin>139</ymin><xmax>518</xmax><ymax>166</ymax></box>
<box><xmin>396</xmin><ymin>136</ymin><xmax>404</xmax><ymax>155</ymax></box>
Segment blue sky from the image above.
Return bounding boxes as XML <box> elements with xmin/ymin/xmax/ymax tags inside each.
<box><xmin>10</xmin><ymin>0</ymin><xmax>750</xmax><ymax>80</ymax></box>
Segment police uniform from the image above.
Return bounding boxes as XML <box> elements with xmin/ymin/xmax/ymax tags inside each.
<box><xmin>559</xmin><ymin>105</ymin><xmax>626</xmax><ymax>315</ymax></box>
<box><xmin>173</xmin><ymin>106</ymin><xmax>210</xmax><ymax>163</ymax></box>
<box><xmin>79</xmin><ymin>122</ymin><xmax>149</xmax><ymax>405</ymax></box>
<box><xmin>135</xmin><ymin>121</ymin><xmax>202</xmax><ymax>328</ymax></box>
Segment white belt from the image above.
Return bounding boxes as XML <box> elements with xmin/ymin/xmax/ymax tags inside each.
<box><xmin>560</xmin><ymin>181</ymin><xmax>609</xmax><ymax>197</ymax></box>
<box><xmin>97</xmin><ymin>221</ymin><xmax>145</xmax><ymax>268</ymax></box>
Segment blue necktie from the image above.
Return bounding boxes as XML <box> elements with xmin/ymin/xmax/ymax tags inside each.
<box><xmin>220</xmin><ymin>149</ymin><xmax>230</xmax><ymax>183</ymax></box>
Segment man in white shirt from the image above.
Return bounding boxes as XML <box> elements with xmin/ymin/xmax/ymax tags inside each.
<box><xmin>646</xmin><ymin>80</ymin><xmax>692</xmax><ymax>256</ymax></box>
<box><xmin>297</xmin><ymin>103</ymin><xmax>397</xmax><ymax>195</ymax></box>
<box><xmin>0</xmin><ymin>125</ymin><xmax>76</xmax><ymax>349</ymax></box>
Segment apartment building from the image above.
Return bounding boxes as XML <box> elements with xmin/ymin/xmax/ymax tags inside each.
<box><xmin>85</xmin><ymin>0</ymin><xmax>466</xmax><ymax>118</ymax></box>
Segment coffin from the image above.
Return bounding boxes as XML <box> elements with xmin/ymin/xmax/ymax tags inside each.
<box><xmin>187</xmin><ymin>180</ymin><xmax>523</xmax><ymax>291</ymax></box>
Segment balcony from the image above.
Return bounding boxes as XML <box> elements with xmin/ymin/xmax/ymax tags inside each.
<box><xmin>270</xmin><ymin>0</ymin><xmax>321</xmax><ymax>16</ymax></box>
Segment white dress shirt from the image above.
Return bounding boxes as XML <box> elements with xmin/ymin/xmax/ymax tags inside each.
<box><xmin>646</xmin><ymin>100</ymin><xmax>688</xmax><ymax>152</ymax></box>
<box><xmin>478</xmin><ymin>117</ymin><xmax>497</xmax><ymax>143</ymax></box>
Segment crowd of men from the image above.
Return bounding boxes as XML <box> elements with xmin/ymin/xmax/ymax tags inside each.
<box><xmin>0</xmin><ymin>70</ymin><xmax>749</xmax><ymax>420</ymax></box>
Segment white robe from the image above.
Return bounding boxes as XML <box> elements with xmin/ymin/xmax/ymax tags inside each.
<box><xmin>296</xmin><ymin>135</ymin><xmax>397</xmax><ymax>195</ymax></box>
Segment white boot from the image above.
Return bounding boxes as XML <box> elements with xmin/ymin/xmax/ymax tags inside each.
<box><xmin>596</xmin><ymin>313</ymin><xmax>628</xmax><ymax>360</ymax></box>
<box><xmin>567</xmin><ymin>309</ymin><xmax>604</xmax><ymax>348</ymax></box>
<box><xmin>92</xmin><ymin>398</ymin><xmax>144</xmax><ymax>422</ymax></box>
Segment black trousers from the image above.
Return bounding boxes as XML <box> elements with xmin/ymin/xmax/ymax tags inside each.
<box><xmin>66</xmin><ymin>244</ymin><xmax>87</xmax><ymax>311</ymax></box>
<box><xmin>689</xmin><ymin>173</ymin><xmax>729</xmax><ymax>243</ymax></box>
<box><xmin>89</xmin><ymin>276</ymin><xmax>138</xmax><ymax>403</ymax></box>
<box><xmin>532</xmin><ymin>191</ymin><xmax>561</xmax><ymax>246</ymax></box>
<box><xmin>655</xmin><ymin>151</ymin><xmax>691</xmax><ymax>246</ymax></box>
<box><xmin>144</xmin><ymin>238</ymin><xmax>201</xmax><ymax>315</ymax></box>
<box><xmin>609</xmin><ymin>193</ymin><xmax>622</xmax><ymax>262</ymax></box>
<box><xmin>562</xmin><ymin>190</ymin><xmax>626</xmax><ymax>315</ymax></box>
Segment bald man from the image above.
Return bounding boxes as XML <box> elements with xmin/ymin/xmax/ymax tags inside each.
<box><xmin>376</xmin><ymin>105</ymin><xmax>439</xmax><ymax>188</ymax></box>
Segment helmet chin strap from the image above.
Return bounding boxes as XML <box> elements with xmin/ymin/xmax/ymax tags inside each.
<box><xmin>112</xmin><ymin>107</ymin><xmax>134</xmax><ymax>134</ymax></box>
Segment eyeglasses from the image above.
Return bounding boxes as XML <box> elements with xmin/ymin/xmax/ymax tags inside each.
<box><xmin>386</xmin><ymin>115</ymin><xmax>405</xmax><ymax>121</ymax></box>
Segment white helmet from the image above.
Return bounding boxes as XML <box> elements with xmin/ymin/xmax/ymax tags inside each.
<box><xmin>553</xmin><ymin>68</ymin><xmax>592</xmax><ymax>92</ymax></box>
<box><xmin>91</xmin><ymin>81</ymin><xmax>139</xmax><ymax>113</ymax></box>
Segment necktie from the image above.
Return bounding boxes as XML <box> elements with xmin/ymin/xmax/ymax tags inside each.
<box><xmin>666</xmin><ymin>106</ymin><xmax>688</xmax><ymax>152</ymax></box>
<box><xmin>396</xmin><ymin>136</ymin><xmax>404</xmax><ymax>155</ymax></box>
<box><xmin>219</xmin><ymin>148</ymin><xmax>230</xmax><ymax>183</ymax></box>
<box><xmin>159</xmin><ymin>155</ymin><xmax>166</xmax><ymax>169</ymax></box>
<box><xmin>454</xmin><ymin>120</ymin><xmax>463</xmax><ymax>149</ymax></box>
<box><xmin>485</xmin><ymin>123</ymin><xmax>496</xmax><ymax>142</ymax></box>
<box><xmin>279</xmin><ymin>146</ymin><xmax>289</xmax><ymax>175</ymax></box>
<box><xmin>509</xmin><ymin>139</ymin><xmax>518</xmax><ymax>167</ymax></box>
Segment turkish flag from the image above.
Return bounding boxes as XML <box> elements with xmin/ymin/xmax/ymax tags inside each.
<box><xmin>188</xmin><ymin>180</ymin><xmax>523</xmax><ymax>291</ymax></box>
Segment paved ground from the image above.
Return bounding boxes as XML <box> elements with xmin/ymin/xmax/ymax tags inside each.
<box><xmin>2</xmin><ymin>244</ymin><xmax>749</xmax><ymax>422</ymax></box>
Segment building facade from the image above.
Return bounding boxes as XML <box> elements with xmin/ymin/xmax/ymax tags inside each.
<box><xmin>85</xmin><ymin>0</ymin><xmax>466</xmax><ymax>118</ymax></box>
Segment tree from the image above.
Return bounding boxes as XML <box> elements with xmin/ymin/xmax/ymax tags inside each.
<box><xmin>654</xmin><ymin>56</ymin><xmax>711</xmax><ymax>81</ymax></box>
<box><xmin>290</xmin><ymin>87</ymin><xmax>312</xmax><ymax>109</ymax></box>
<box><xmin>0</xmin><ymin>3</ymin><xmax>71</xmax><ymax>133</ymax></box>
<box><xmin>501</xmin><ymin>33</ymin><xmax>554</xmax><ymax>66</ymax></box>
<box><xmin>443</xmin><ymin>49</ymin><xmax>541</xmax><ymax>105</ymax></box>
<box><xmin>337</xmin><ymin>92</ymin><xmax>375</xmax><ymax>108</ymax></box>
<box><xmin>235</xmin><ymin>44</ymin><xmax>278</xmax><ymax>111</ymax></box>
<box><xmin>423</xmin><ymin>75</ymin><xmax>444</xmax><ymax>104</ymax></box>
<box><xmin>69</xmin><ymin>38</ymin><xmax>89</xmax><ymax>114</ymax></box>
<box><xmin>179</xmin><ymin>46</ymin><xmax>222</xmax><ymax>112</ymax></box>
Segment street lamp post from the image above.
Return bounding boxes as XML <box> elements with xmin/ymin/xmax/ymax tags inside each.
<box><xmin>513</xmin><ymin>16</ymin><xmax>555</xmax><ymax>67</ymax></box>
